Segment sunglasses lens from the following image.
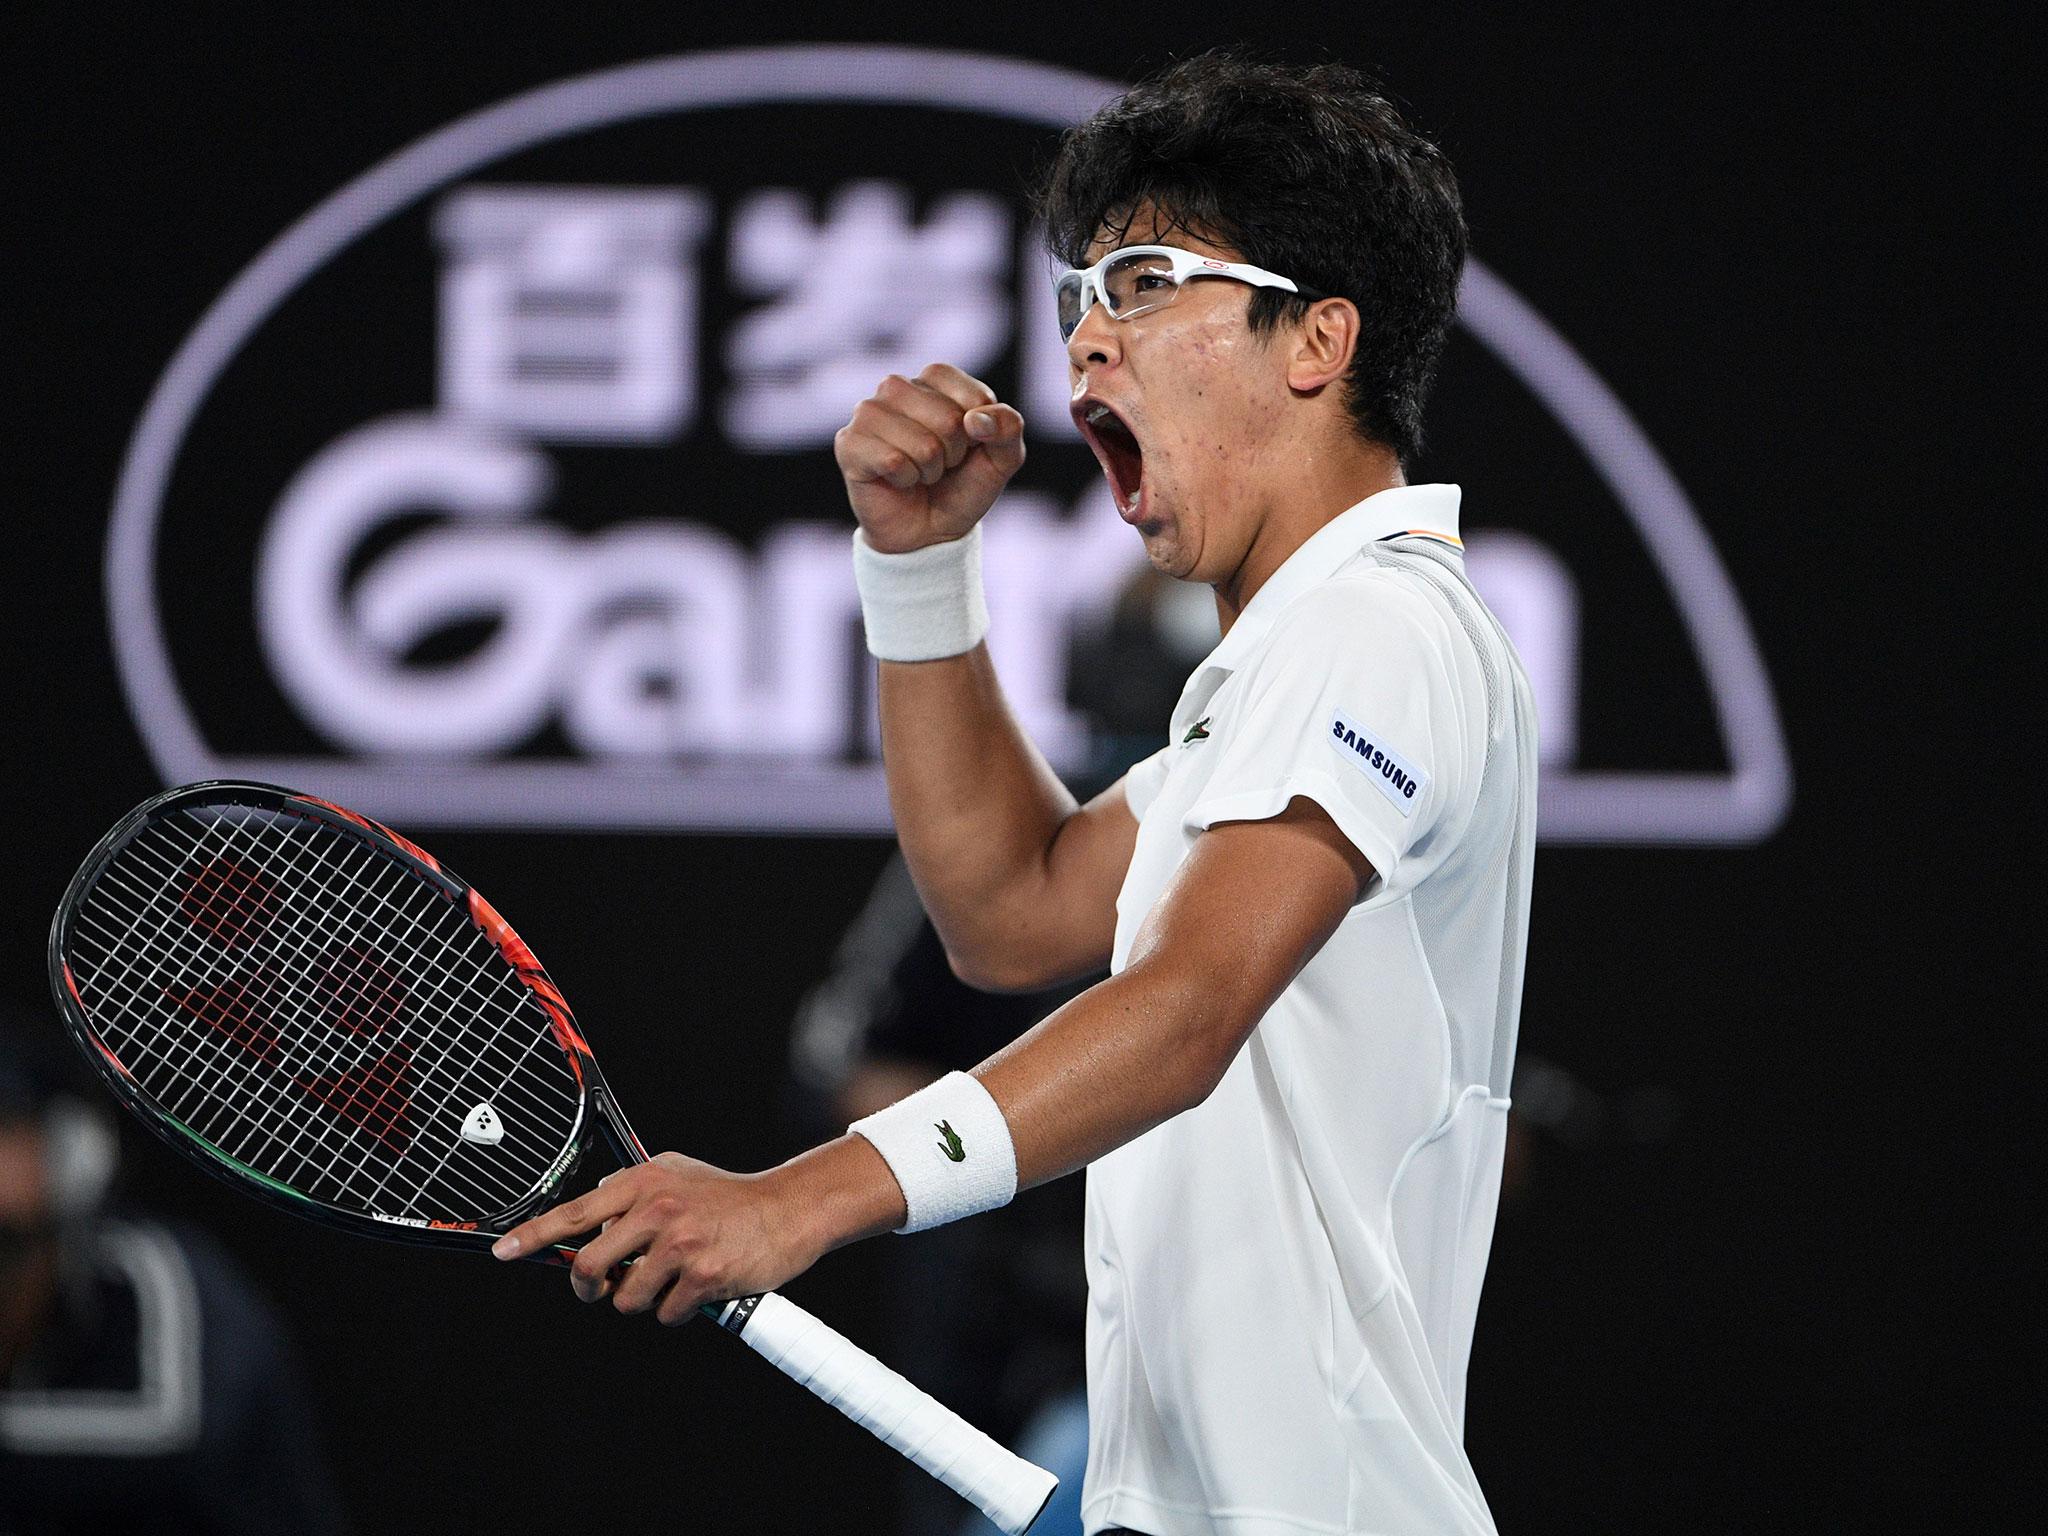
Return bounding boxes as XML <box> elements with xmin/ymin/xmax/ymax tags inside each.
<box><xmin>1101</xmin><ymin>251</ymin><xmax>1179</xmax><ymax>318</ymax></box>
<box><xmin>1056</xmin><ymin>273</ymin><xmax>1087</xmax><ymax>339</ymax></box>
<box><xmin>1056</xmin><ymin>252</ymin><xmax>1186</xmax><ymax>339</ymax></box>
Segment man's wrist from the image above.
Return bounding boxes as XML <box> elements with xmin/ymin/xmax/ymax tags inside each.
<box><xmin>848</xmin><ymin>1070</ymin><xmax>1017</xmax><ymax>1232</ymax></box>
<box><xmin>851</xmin><ymin>524</ymin><xmax>989</xmax><ymax>661</ymax></box>
<box><xmin>769</xmin><ymin>1133</ymin><xmax>910</xmax><ymax>1259</ymax></box>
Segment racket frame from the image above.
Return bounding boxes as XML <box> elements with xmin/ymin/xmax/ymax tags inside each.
<box><xmin>47</xmin><ymin>779</ymin><xmax>635</xmax><ymax>1266</ymax></box>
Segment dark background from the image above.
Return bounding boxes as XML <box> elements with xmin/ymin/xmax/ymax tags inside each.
<box><xmin>1</xmin><ymin>4</ymin><xmax>2025</xmax><ymax>1530</ymax></box>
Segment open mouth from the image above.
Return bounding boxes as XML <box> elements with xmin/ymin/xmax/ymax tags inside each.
<box><xmin>1075</xmin><ymin>399</ymin><xmax>1146</xmax><ymax>517</ymax></box>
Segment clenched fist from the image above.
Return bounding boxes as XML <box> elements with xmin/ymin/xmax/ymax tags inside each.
<box><xmin>834</xmin><ymin>363</ymin><xmax>1026</xmax><ymax>554</ymax></box>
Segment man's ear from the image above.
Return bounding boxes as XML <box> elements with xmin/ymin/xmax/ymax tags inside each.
<box><xmin>1285</xmin><ymin>298</ymin><xmax>1361</xmax><ymax>394</ymax></box>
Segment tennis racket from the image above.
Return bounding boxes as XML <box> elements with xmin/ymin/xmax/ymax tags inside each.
<box><xmin>48</xmin><ymin>780</ymin><xmax>1056</xmax><ymax>1533</ymax></box>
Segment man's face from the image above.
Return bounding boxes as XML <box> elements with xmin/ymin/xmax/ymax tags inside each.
<box><xmin>1067</xmin><ymin>207</ymin><xmax>1297</xmax><ymax>587</ymax></box>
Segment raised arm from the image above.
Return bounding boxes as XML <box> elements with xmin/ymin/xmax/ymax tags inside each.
<box><xmin>834</xmin><ymin>364</ymin><xmax>1137</xmax><ymax>992</ymax></box>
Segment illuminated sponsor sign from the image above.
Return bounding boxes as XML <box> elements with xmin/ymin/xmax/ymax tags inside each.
<box><xmin>109</xmin><ymin>46</ymin><xmax>1790</xmax><ymax>843</ymax></box>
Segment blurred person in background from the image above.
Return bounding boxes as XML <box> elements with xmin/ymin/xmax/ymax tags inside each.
<box><xmin>789</xmin><ymin>872</ymin><xmax>1091</xmax><ymax>1536</ymax></box>
<box><xmin>0</xmin><ymin>1006</ymin><xmax>348</xmax><ymax>1536</ymax></box>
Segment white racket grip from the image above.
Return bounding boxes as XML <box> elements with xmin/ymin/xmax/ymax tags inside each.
<box><xmin>719</xmin><ymin>1292</ymin><xmax>1057</xmax><ymax>1533</ymax></box>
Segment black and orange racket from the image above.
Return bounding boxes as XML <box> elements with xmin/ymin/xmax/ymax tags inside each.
<box><xmin>48</xmin><ymin>780</ymin><xmax>1055</xmax><ymax>1532</ymax></box>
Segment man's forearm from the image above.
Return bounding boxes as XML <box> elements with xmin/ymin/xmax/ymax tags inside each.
<box><xmin>778</xmin><ymin>958</ymin><xmax>1239</xmax><ymax>1256</ymax></box>
<box><xmin>972</xmin><ymin>959</ymin><xmax>1237</xmax><ymax>1188</ymax></box>
<box><xmin>877</xmin><ymin>643</ymin><xmax>1076</xmax><ymax>976</ymax></box>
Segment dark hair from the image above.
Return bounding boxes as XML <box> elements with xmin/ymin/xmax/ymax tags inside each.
<box><xmin>1037</xmin><ymin>51</ymin><xmax>1466</xmax><ymax>462</ymax></box>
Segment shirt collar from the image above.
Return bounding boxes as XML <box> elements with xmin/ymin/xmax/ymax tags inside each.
<box><xmin>1197</xmin><ymin>482</ymin><xmax>1463</xmax><ymax>682</ymax></box>
<box><xmin>1165</xmin><ymin>483</ymin><xmax>1461</xmax><ymax>735</ymax></box>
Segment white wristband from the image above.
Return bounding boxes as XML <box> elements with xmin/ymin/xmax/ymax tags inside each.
<box><xmin>850</xmin><ymin>1071</ymin><xmax>1017</xmax><ymax>1234</ymax></box>
<box><xmin>852</xmin><ymin>525</ymin><xmax>990</xmax><ymax>662</ymax></box>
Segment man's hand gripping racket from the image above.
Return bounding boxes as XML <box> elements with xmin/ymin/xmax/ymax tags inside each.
<box><xmin>47</xmin><ymin>781</ymin><xmax>1056</xmax><ymax>1533</ymax></box>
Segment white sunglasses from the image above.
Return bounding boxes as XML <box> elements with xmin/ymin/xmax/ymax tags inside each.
<box><xmin>1054</xmin><ymin>243</ymin><xmax>1318</xmax><ymax>340</ymax></box>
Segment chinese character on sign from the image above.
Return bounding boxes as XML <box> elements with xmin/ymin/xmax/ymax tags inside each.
<box><xmin>723</xmin><ymin>181</ymin><xmax>1010</xmax><ymax>450</ymax></box>
<box><xmin>436</xmin><ymin>186</ymin><xmax>710</xmax><ymax>442</ymax></box>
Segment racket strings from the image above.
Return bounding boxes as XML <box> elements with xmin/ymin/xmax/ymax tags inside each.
<box><xmin>151</xmin><ymin>809</ymin><xmax>576</xmax><ymax>1213</ymax></box>
<box><xmin>79</xmin><ymin>820</ymin><xmax>539</xmax><ymax>1208</ymax></box>
<box><xmin>65</xmin><ymin>803</ymin><xmax>583</xmax><ymax>1223</ymax></box>
<box><xmin>77</xmin><ymin>809</ymin><xmax>573</xmax><ymax>1218</ymax></box>
<box><xmin>77</xmin><ymin>818</ymin><xmax>536</xmax><ymax>1216</ymax></box>
<box><xmin>80</xmin><ymin>832</ymin><xmax>447</xmax><ymax>1198</ymax></box>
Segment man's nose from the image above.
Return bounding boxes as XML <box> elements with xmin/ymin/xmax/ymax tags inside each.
<box><xmin>1065</xmin><ymin>301</ymin><xmax>1122</xmax><ymax>373</ymax></box>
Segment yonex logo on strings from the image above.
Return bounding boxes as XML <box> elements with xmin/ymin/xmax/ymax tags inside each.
<box><xmin>462</xmin><ymin>1102</ymin><xmax>505</xmax><ymax>1146</ymax></box>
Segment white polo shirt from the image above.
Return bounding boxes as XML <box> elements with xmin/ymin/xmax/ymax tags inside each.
<box><xmin>1082</xmin><ymin>483</ymin><xmax>1538</xmax><ymax>1536</ymax></box>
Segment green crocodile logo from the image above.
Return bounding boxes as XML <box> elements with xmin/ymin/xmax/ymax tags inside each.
<box><xmin>1183</xmin><ymin>717</ymin><xmax>1212</xmax><ymax>744</ymax></box>
<box><xmin>935</xmin><ymin>1120</ymin><xmax>965</xmax><ymax>1161</ymax></box>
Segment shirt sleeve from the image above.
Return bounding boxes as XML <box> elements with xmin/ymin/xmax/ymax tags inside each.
<box><xmin>1182</xmin><ymin>581</ymin><xmax>1466</xmax><ymax>889</ymax></box>
<box><xmin>1120</xmin><ymin>744</ymin><xmax>1176</xmax><ymax>821</ymax></box>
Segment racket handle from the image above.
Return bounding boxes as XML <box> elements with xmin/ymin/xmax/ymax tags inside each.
<box><xmin>715</xmin><ymin>1292</ymin><xmax>1057</xmax><ymax>1534</ymax></box>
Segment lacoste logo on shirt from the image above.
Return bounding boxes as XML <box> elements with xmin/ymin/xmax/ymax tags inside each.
<box><xmin>1329</xmin><ymin>711</ymin><xmax>1428</xmax><ymax>816</ymax></box>
<box><xmin>934</xmin><ymin>1120</ymin><xmax>965</xmax><ymax>1161</ymax></box>
<box><xmin>1182</xmin><ymin>717</ymin><xmax>1212</xmax><ymax>744</ymax></box>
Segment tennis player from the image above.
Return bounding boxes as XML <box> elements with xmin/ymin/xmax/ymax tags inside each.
<box><xmin>501</xmin><ymin>52</ymin><xmax>1536</xmax><ymax>1536</ymax></box>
